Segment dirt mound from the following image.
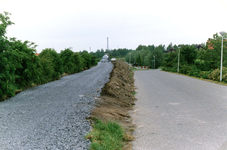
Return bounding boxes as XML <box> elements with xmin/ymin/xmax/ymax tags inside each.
<box><xmin>89</xmin><ymin>60</ymin><xmax>136</xmax><ymax>150</ymax></box>
<box><xmin>101</xmin><ymin>61</ymin><xmax>135</xmax><ymax>107</ymax></box>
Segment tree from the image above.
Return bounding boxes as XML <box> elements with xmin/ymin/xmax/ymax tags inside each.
<box><xmin>0</xmin><ymin>12</ymin><xmax>14</xmax><ymax>38</ymax></box>
<box><xmin>147</xmin><ymin>45</ymin><xmax>155</xmax><ymax>52</ymax></box>
<box><xmin>73</xmin><ymin>52</ymin><xmax>83</xmax><ymax>72</ymax></box>
<box><xmin>180</xmin><ymin>45</ymin><xmax>197</xmax><ymax>65</ymax></box>
<box><xmin>60</xmin><ymin>48</ymin><xmax>75</xmax><ymax>74</ymax></box>
<box><xmin>81</xmin><ymin>51</ymin><xmax>92</xmax><ymax>69</ymax></box>
<box><xmin>151</xmin><ymin>46</ymin><xmax>164</xmax><ymax>68</ymax></box>
<box><xmin>39</xmin><ymin>48</ymin><xmax>63</xmax><ymax>82</ymax></box>
<box><xmin>136</xmin><ymin>54</ymin><xmax>142</xmax><ymax>66</ymax></box>
<box><xmin>167</xmin><ymin>42</ymin><xmax>173</xmax><ymax>51</ymax></box>
<box><xmin>136</xmin><ymin>45</ymin><xmax>147</xmax><ymax>51</ymax></box>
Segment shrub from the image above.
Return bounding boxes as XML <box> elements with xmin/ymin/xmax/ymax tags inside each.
<box><xmin>180</xmin><ymin>65</ymin><xmax>191</xmax><ymax>75</ymax></box>
<box><xmin>188</xmin><ymin>66</ymin><xmax>201</xmax><ymax>77</ymax></box>
<box><xmin>208</xmin><ymin>67</ymin><xmax>227</xmax><ymax>81</ymax></box>
<box><xmin>199</xmin><ymin>71</ymin><xmax>211</xmax><ymax>79</ymax></box>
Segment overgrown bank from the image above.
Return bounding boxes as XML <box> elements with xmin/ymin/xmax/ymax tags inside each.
<box><xmin>87</xmin><ymin>60</ymin><xmax>136</xmax><ymax>150</ymax></box>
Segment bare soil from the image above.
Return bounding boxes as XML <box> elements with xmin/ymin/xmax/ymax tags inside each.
<box><xmin>89</xmin><ymin>60</ymin><xmax>136</xmax><ymax>150</ymax></box>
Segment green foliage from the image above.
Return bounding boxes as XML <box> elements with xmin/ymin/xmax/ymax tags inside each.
<box><xmin>199</xmin><ymin>71</ymin><xmax>211</xmax><ymax>79</ymax></box>
<box><xmin>188</xmin><ymin>65</ymin><xmax>201</xmax><ymax>77</ymax></box>
<box><xmin>73</xmin><ymin>52</ymin><xmax>83</xmax><ymax>72</ymax></box>
<box><xmin>60</xmin><ymin>48</ymin><xmax>75</xmax><ymax>74</ymax></box>
<box><xmin>38</xmin><ymin>48</ymin><xmax>63</xmax><ymax>83</ymax></box>
<box><xmin>163</xmin><ymin>51</ymin><xmax>178</xmax><ymax>68</ymax></box>
<box><xmin>86</xmin><ymin>120</ymin><xmax>124</xmax><ymax>150</ymax></box>
<box><xmin>0</xmin><ymin>12</ymin><xmax>14</xmax><ymax>37</ymax></box>
<box><xmin>180</xmin><ymin>45</ymin><xmax>197</xmax><ymax>64</ymax></box>
<box><xmin>208</xmin><ymin>67</ymin><xmax>227</xmax><ymax>82</ymax></box>
<box><xmin>92</xmin><ymin>48</ymin><xmax>132</xmax><ymax>59</ymax></box>
<box><xmin>0</xmin><ymin>11</ymin><xmax>98</xmax><ymax>100</ymax></box>
<box><xmin>125</xmin><ymin>44</ymin><xmax>164</xmax><ymax>69</ymax></box>
<box><xmin>136</xmin><ymin>45</ymin><xmax>147</xmax><ymax>51</ymax></box>
<box><xmin>151</xmin><ymin>45</ymin><xmax>164</xmax><ymax>68</ymax></box>
<box><xmin>81</xmin><ymin>50</ymin><xmax>92</xmax><ymax>69</ymax></box>
<box><xmin>136</xmin><ymin>54</ymin><xmax>142</xmax><ymax>66</ymax></box>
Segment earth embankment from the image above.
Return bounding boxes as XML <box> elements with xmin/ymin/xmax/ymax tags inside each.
<box><xmin>90</xmin><ymin>60</ymin><xmax>136</xmax><ymax>149</ymax></box>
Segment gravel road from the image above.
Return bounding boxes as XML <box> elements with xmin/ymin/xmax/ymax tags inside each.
<box><xmin>132</xmin><ymin>70</ymin><xmax>227</xmax><ymax>150</ymax></box>
<box><xmin>0</xmin><ymin>62</ymin><xmax>113</xmax><ymax>150</ymax></box>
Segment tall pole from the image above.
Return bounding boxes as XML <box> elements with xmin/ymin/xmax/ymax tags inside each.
<box><xmin>129</xmin><ymin>53</ymin><xmax>131</xmax><ymax>69</ymax></box>
<box><xmin>154</xmin><ymin>56</ymin><xmax>155</xmax><ymax>69</ymax></box>
<box><xmin>107</xmin><ymin>37</ymin><xmax>109</xmax><ymax>51</ymax></box>
<box><xmin>220</xmin><ymin>36</ymin><xmax>223</xmax><ymax>82</ymax></box>
<box><xmin>177</xmin><ymin>47</ymin><xmax>181</xmax><ymax>73</ymax></box>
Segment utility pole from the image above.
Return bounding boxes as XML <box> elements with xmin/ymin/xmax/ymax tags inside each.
<box><xmin>154</xmin><ymin>56</ymin><xmax>155</xmax><ymax>69</ymax></box>
<box><xmin>177</xmin><ymin>47</ymin><xmax>181</xmax><ymax>73</ymax></box>
<box><xmin>107</xmin><ymin>37</ymin><xmax>109</xmax><ymax>51</ymax></box>
<box><xmin>89</xmin><ymin>47</ymin><xmax>91</xmax><ymax>53</ymax></box>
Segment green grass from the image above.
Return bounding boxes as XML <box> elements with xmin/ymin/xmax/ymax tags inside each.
<box><xmin>162</xmin><ymin>70</ymin><xmax>227</xmax><ymax>86</ymax></box>
<box><xmin>130</xmin><ymin>68</ymin><xmax>152</xmax><ymax>71</ymax></box>
<box><xmin>131</xmin><ymin>91</ymin><xmax>137</xmax><ymax>95</ymax></box>
<box><xmin>85</xmin><ymin>120</ymin><xmax>125</xmax><ymax>150</ymax></box>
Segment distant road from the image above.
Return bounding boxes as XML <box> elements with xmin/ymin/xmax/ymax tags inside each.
<box><xmin>132</xmin><ymin>70</ymin><xmax>227</xmax><ymax>150</ymax></box>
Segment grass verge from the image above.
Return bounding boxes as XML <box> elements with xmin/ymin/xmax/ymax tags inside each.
<box><xmin>130</xmin><ymin>68</ymin><xmax>151</xmax><ymax>71</ymax></box>
<box><xmin>162</xmin><ymin>70</ymin><xmax>227</xmax><ymax>86</ymax></box>
<box><xmin>85</xmin><ymin>120</ymin><xmax>126</xmax><ymax>150</ymax></box>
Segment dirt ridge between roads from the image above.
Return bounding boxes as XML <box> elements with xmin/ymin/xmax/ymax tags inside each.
<box><xmin>89</xmin><ymin>60</ymin><xmax>136</xmax><ymax>149</ymax></box>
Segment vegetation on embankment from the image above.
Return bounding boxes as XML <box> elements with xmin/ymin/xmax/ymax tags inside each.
<box><xmin>85</xmin><ymin>120</ymin><xmax>125</xmax><ymax>150</ymax></box>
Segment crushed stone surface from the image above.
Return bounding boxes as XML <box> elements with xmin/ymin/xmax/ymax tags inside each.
<box><xmin>0</xmin><ymin>62</ymin><xmax>113</xmax><ymax>150</ymax></box>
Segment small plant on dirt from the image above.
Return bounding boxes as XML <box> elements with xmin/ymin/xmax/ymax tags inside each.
<box><xmin>131</xmin><ymin>92</ymin><xmax>137</xmax><ymax>95</ymax></box>
<box><xmin>85</xmin><ymin>120</ymin><xmax>124</xmax><ymax>150</ymax></box>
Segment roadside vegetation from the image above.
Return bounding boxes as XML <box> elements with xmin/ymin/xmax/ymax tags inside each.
<box><xmin>125</xmin><ymin>35</ymin><xmax>227</xmax><ymax>83</ymax></box>
<box><xmin>0</xmin><ymin>12</ymin><xmax>97</xmax><ymax>101</ymax></box>
<box><xmin>86</xmin><ymin>120</ymin><xmax>125</xmax><ymax>150</ymax></box>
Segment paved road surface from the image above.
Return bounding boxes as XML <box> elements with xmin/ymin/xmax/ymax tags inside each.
<box><xmin>0</xmin><ymin>62</ymin><xmax>113</xmax><ymax>150</ymax></box>
<box><xmin>132</xmin><ymin>70</ymin><xmax>227</xmax><ymax>150</ymax></box>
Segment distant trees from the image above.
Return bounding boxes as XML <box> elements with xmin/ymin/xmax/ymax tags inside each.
<box><xmin>126</xmin><ymin>44</ymin><xmax>165</xmax><ymax>69</ymax></box>
<box><xmin>92</xmin><ymin>48</ymin><xmax>132</xmax><ymax>58</ymax></box>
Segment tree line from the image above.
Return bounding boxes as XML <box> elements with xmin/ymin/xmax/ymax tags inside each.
<box><xmin>125</xmin><ymin>34</ymin><xmax>227</xmax><ymax>82</ymax></box>
<box><xmin>125</xmin><ymin>44</ymin><xmax>165</xmax><ymax>69</ymax></box>
<box><xmin>0</xmin><ymin>12</ymin><xmax>97</xmax><ymax>100</ymax></box>
<box><xmin>162</xmin><ymin>33</ymin><xmax>227</xmax><ymax>82</ymax></box>
<box><xmin>91</xmin><ymin>48</ymin><xmax>133</xmax><ymax>59</ymax></box>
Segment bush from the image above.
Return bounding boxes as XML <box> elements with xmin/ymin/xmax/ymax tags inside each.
<box><xmin>208</xmin><ymin>67</ymin><xmax>227</xmax><ymax>81</ymax></box>
<box><xmin>180</xmin><ymin>65</ymin><xmax>191</xmax><ymax>75</ymax></box>
<box><xmin>188</xmin><ymin>66</ymin><xmax>201</xmax><ymax>77</ymax></box>
<box><xmin>199</xmin><ymin>71</ymin><xmax>211</xmax><ymax>79</ymax></box>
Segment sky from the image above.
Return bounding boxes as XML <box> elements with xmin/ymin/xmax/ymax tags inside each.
<box><xmin>1</xmin><ymin>0</ymin><xmax>227</xmax><ymax>53</ymax></box>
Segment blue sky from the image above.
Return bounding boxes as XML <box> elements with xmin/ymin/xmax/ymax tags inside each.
<box><xmin>1</xmin><ymin>0</ymin><xmax>227</xmax><ymax>53</ymax></box>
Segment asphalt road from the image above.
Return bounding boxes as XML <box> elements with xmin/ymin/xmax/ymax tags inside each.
<box><xmin>132</xmin><ymin>70</ymin><xmax>227</xmax><ymax>150</ymax></box>
<box><xmin>0</xmin><ymin>62</ymin><xmax>113</xmax><ymax>150</ymax></box>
